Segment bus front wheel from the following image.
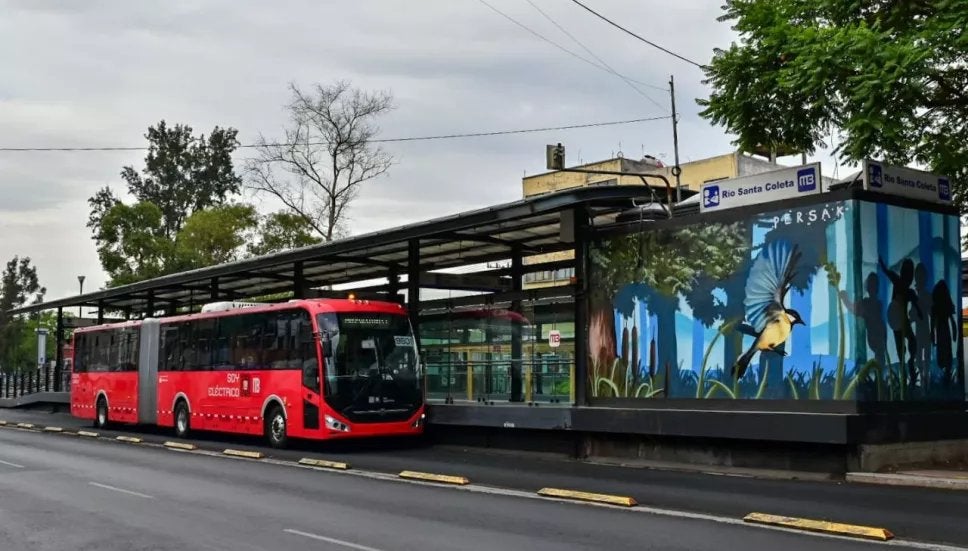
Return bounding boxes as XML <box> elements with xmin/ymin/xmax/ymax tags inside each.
<box><xmin>264</xmin><ymin>405</ymin><xmax>288</xmax><ymax>449</ymax></box>
<box><xmin>174</xmin><ymin>402</ymin><xmax>191</xmax><ymax>439</ymax></box>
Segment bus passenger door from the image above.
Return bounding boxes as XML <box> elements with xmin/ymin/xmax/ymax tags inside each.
<box><xmin>299</xmin><ymin>317</ymin><xmax>321</xmax><ymax>430</ymax></box>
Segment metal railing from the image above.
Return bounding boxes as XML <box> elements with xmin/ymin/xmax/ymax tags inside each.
<box><xmin>0</xmin><ymin>364</ymin><xmax>69</xmax><ymax>399</ymax></box>
<box><xmin>424</xmin><ymin>359</ymin><xmax>574</xmax><ymax>405</ymax></box>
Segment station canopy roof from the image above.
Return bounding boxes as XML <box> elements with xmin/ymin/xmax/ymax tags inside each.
<box><xmin>12</xmin><ymin>185</ymin><xmax>657</xmax><ymax>317</ymax></box>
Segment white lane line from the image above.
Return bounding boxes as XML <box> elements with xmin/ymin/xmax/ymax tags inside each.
<box><xmin>0</xmin><ymin>459</ymin><xmax>25</xmax><ymax>469</ymax></box>
<box><xmin>283</xmin><ymin>528</ymin><xmax>386</xmax><ymax>551</ymax></box>
<box><xmin>88</xmin><ymin>482</ymin><xmax>154</xmax><ymax>499</ymax></box>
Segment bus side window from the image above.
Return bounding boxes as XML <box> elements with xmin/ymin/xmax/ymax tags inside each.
<box><xmin>160</xmin><ymin>325</ymin><xmax>180</xmax><ymax>372</ymax></box>
<box><xmin>73</xmin><ymin>334</ymin><xmax>86</xmax><ymax>373</ymax></box>
<box><xmin>194</xmin><ymin>319</ymin><xmax>215</xmax><ymax>371</ymax></box>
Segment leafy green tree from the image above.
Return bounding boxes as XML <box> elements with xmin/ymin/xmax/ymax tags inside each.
<box><xmin>175</xmin><ymin>204</ymin><xmax>259</xmax><ymax>270</ymax></box>
<box><xmin>0</xmin><ymin>257</ymin><xmax>46</xmax><ymax>372</ymax></box>
<box><xmin>95</xmin><ymin>202</ymin><xmax>172</xmax><ymax>286</ymax></box>
<box><xmin>699</xmin><ymin>0</ymin><xmax>968</xmax><ymax>208</ymax></box>
<box><xmin>249</xmin><ymin>211</ymin><xmax>323</xmax><ymax>256</ymax></box>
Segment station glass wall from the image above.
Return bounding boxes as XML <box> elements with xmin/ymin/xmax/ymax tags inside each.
<box><xmin>420</xmin><ymin>298</ymin><xmax>575</xmax><ymax>403</ymax></box>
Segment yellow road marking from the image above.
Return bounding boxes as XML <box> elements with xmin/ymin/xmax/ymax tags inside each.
<box><xmin>43</xmin><ymin>426</ymin><xmax>63</xmax><ymax>432</ymax></box>
<box><xmin>163</xmin><ymin>441</ymin><xmax>198</xmax><ymax>451</ymax></box>
<box><xmin>398</xmin><ymin>470</ymin><xmax>470</xmax><ymax>485</ymax></box>
<box><xmin>537</xmin><ymin>487</ymin><xmax>637</xmax><ymax>507</ymax></box>
<box><xmin>115</xmin><ymin>436</ymin><xmax>143</xmax><ymax>443</ymax></box>
<box><xmin>77</xmin><ymin>431</ymin><xmax>99</xmax><ymax>438</ymax></box>
<box><xmin>223</xmin><ymin>449</ymin><xmax>264</xmax><ymax>459</ymax></box>
<box><xmin>299</xmin><ymin>458</ymin><xmax>350</xmax><ymax>470</ymax></box>
<box><xmin>743</xmin><ymin>512</ymin><xmax>894</xmax><ymax>541</ymax></box>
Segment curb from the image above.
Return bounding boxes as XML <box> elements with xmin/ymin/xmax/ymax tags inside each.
<box><xmin>77</xmin><ymin>431</ymin><xmax>99</xmax><ymax>438</ymax></box>
<box><xmin>299</xmin><ymin>458</ymin><xmax>350</xmax><ymax>470</ymax></box>
<box><xmin>223</xmin><ymin>449</ymin><xmax>264</xmax><ymax>459</ymax></box>
<box><xmin>164</xmin><ymin>441</ymin><xmax>198</xmax><ymax>451</ymax></box>
<box><xmin>0</xmin><ymin>420</ymin><xmax>6</xmax><ymax>426</ymax></box>
<box><xmin>43</xmin><ymin>426</ymin><xmax>63</xmax><ymax>432</ymax></box>
<box><xmin>16</xmin><ymin>423</ymin><xmax>35</xmax><ymax>429</ymax></box>
<box><xmin>398</xmin><ymin>470</ymin><xmax>469</xmax><ymax>485</ymax></box>
<box><xmin>743</xmin><ymin>512</ymin><xmax>893</xmax><ymax>541</ymax></box>
<box><xmin>847</xmin><ymin>472</ymin><xmax>968</xmax><ymax>491</ymax></box>
<box><xmin>116</xmin><ymin>436</ymin><xmax>143</xmax><ymax>443</ymax></box>
<box><xmin>537</xmin><ymin>487</ymin><xmax>637</xmax><ymax>507</ymax></box>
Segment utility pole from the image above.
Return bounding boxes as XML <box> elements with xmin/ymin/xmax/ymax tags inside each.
<box><xmin>669</xmin><ymin>75</ymin><xmax>682</xmax><ymax>202</ymax></box>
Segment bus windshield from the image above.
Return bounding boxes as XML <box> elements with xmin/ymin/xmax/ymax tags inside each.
<box><xmin>318</xmin><ymin>312</ymin><xmax>422</xmax><ymax>421</ymax></box>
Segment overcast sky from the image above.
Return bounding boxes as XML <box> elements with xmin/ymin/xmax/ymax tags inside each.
<box><xmin>0</xmin><ymin>0</ymin><xmax>838</xmax><ymax>301</ymax></box>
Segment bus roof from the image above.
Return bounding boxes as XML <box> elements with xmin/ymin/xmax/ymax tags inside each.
<box><xmin>73</xmin><ymin>298</ymin><xmax>407</xmax><ymax>334</ymax></box>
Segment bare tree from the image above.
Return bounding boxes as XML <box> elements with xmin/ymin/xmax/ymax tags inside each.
<box><xmin>247</xmin><ymin>81</ymin><xmax>394</xmax><ymax>241</ymax></box>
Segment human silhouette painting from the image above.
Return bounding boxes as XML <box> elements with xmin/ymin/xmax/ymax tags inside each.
<box><xmin>840</xmin><ymin>273</ymin><xmax>889</xmax><ymax>386</ymax></box>
<box><xmin>912</xmin><ymin>263</ymin><xmax>933</xmax><ymax>387</ymax></box>
<box><xmin>879</xmin><ymin>257</ymin><xmax>922</xmax><ymax>387</ymax></box>
<box><xmin>930</xmin><ymin>279</ymin><xmax>957</xmax><ymax>385</ymax></box>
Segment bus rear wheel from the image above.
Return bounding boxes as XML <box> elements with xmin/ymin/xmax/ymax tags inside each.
<box><xmin>94</xmin><ymin>397</ymin><xmax>108</xmax><ymax>429</ymax></box>
<box><xmin>264</xmin><ymin>405</ymin><xmax>288</xmax><ymax>449</ymax></box>
<box><xmin>174</xmin><ymin>402</ymin><xmax>191</xmax><ymax>439</ymax></box>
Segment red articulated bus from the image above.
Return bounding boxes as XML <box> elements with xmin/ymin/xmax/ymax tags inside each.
<box><xmin>70</xmin><ymin>299</ymin><xmax>425</xmax><ymax>447</ymax></box>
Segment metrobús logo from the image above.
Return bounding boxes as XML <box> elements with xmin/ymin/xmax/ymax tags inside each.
<box><xmin>703</xmin><ymin>185</ymin><xmax>721</xmax><ymax>209</ymax></box>
<box><xmin>938</xmin><ymin>178</ymin><xmax>951</xmax><ymax>201</ymax></box>
<box><xmin>796</xmin><ymin>167</ymin><xmax>817</xmax><ymax>192</ymax></box>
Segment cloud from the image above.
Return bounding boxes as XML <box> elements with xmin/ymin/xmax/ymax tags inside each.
<box><xmin>0</xmin><ymin>0</ymin><xmax>745</xmax><ymax>300</ymax></box>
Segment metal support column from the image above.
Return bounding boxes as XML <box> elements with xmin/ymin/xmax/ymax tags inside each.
<box><xmin>96</xmin><ymin>300</ymin><xmax>105</xmax><ymax>324</ymax></box>
<box><xmin>210</xmin><ymin>277</ymin><xmax>220</xmax><ymax>301</ymax></box>
<box><xmin>573</xmin><ymin>207</ymin><xmax>590</xmax><ymax>407</ymax></box>
<box><xmin>54</xmin><ymin>307</ymin><xmax>64</xmax><ymax>392</ymax></box>
<box><xmin>387</xmin><ymin>267</ymin><xmax>400</xmax><ymax>301</ymax></box>
<box><xmin>146</xmin><ymin>291</ymin><xmax>155</xmax><ymax>319</ymax></box>
<box><xmin>407</xmin><ymin>240</ymin><xmax>421</xmax><ymax>345</ymax></box>
<box><xmin>292</xmin><ymin>262</ymin><xmax>306</xmax><ymax>299</ymax></box>
<box><xmin>510</xmin><ymin>246</ymin><xmax>524</xmax><ymax>402</ymax></box>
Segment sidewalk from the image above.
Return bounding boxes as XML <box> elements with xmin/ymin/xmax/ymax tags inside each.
<box><xmin>847</xmin><ymin>469</ymin><xmax>968</xmax><ymax>491</ymax></box>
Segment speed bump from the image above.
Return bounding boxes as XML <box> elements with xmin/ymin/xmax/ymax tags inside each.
<box><xmin>223</xmin><ymin>449</ymin><xmax>264</xmax><ymax>459</ymax></box>
<box><xmin>163</xmin><ymin>441</ymin><xmax>198</xmax><ymax>451</ymax></box>
<box><xmin>398</xmin><ymin>470</ymin><xmax>470</xmax><ymax>485</ymax></box>
<box><xmin>299</xmin><ymin>458</ymin><xmax>350</xmax><ymax>470</ymax></box>
<box><xmin>743</xmin><ymin>512</ymin><xmax>894</xmax><ymax>541</ymax></box>
<box><xmin>537</xmin><ymin>487</ymin><xmax>637</xmax><ymax>507</ymax></box>
<box><xmin>115</xmin><ymin>436</ymin><xmax>143</xmax><ymax>443</ymax></box>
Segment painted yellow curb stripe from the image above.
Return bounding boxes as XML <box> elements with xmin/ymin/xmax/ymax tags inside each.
<box><xmin>164</xmin><ymin>441</ymin><xmax>198</xmax><ymax>451</ymax></box>
<box><xmin>223</xmin><ymin>449</ymin><xmax>264</xmax><ymax>459</ymax></box>
<box><xmin>537</xmin><ymin>487</ymin><xmax>637</xmax><ymax>507</ymax></box>
<box><xmin>77</xmin><ymin>431</ymin><xmax>99</xmax><ymax>438</ymax></box>
<box><xmin>115</xmin><ymin>436</ymin><xmax>143</xmax><ymax>443</ymax></box>
<box><xmin>398</xmin><ymin>470</ymin><xmax>470</xmax><ymax>486</ymax></box>
<box><xmin>43</xmin><ymin>426</ymin><xmax>64</xmax><ymax>432</ymax></box>
<box><xmin>299</xmin><ymin>458</ymin><xmax>350</xmax><ymax>470</ymax></box>
<box><xmin>743</xmin><ymin>513</ymin><xmax>894</xmax><ymax>541</ymax></box>
<box><xmin>16</xmin><ymin>423</ymin><xmax>35</xmax><ymax>429</ymax></box>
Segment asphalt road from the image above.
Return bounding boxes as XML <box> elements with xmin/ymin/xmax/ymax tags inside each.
<box><xmin>0</xmin><ymin>426</ymin><xmax>930</xmax><ymax>551</ymax></box>
<box><xmin>2</xmin><ymin>408</ymin><xmax>967</xmax><ymax>549</ymax></box>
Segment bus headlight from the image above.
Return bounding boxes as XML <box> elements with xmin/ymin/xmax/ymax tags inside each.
<box><xmin>412</xmin><ymin>413</ymin><xmax>426</xmax><ymax>429</ymax></box>
<box><xmin>324</xmin><ymin>414</ymin><xmax>351</xmax><ymax>432</ymax></box>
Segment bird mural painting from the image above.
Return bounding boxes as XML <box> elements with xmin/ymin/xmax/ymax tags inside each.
<box><xmin>733</xmin><ymin>240</ymin><xmax>805</xmax><ymax>379</ymax></box>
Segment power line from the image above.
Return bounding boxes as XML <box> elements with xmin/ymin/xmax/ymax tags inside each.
<box><xmin>522</xmin><ymin>0</ymin><xmax>668</xmax><ymax>112</ymax></box>
<box><xmin>475</xmin><ymin>0</ymin><xmax>667</xmax><ymax>93</ymax></box>
<box><xmin>0</xmin><ymin>116</ymin><xmax>670</xmax><ymax>152</ymax></box>
<box><xmin>568</xmin><ymin>0</ymin><xmax>705</xmax><ymax>69</ymax></box>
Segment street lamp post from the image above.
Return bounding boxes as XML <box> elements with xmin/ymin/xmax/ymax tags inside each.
<box><xmin>77</xmin><ymin>275</ymin><xmax>85</xmax><ymax>319</ymax></box>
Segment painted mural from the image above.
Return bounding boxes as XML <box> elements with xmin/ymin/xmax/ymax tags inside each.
<box><xmin>587</xmin><ymin>199</ymin><xmax>963</xmax><ymax>401</ymax></box>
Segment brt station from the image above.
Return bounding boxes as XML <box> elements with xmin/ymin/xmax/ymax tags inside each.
<box><xmin>14</xmin><ymin>160</ymin><xmax>968</xmax><ymax>473</ymax></box>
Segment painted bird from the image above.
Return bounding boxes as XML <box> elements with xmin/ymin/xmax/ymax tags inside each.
<box><xmin>733</xmin><ymin>240</ymin><xmax>805</xmax><ymax>379</ymax></box>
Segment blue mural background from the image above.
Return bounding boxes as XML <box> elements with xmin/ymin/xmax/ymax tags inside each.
<box><xmin>587</xmin><ymin>199</ymin><xmax>963</xmax><ymax>401</ymax></box>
